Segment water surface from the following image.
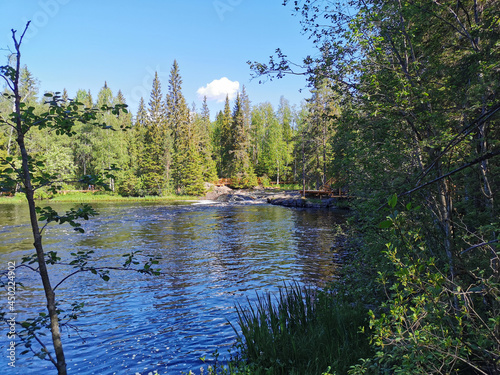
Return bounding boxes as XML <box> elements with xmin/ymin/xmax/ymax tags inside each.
<box><xmin>0</xmin><ymin>200</ymin><xmax>345</xmax><ymax>374</ymax></box>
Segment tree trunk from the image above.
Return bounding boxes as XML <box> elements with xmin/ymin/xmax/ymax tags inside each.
<box><xmin>16</xmin><ymin>108</ymin><xmax>67</xmax><ymax>375</ymax></box>
<box><xmin>302</xmin><ymin>132</ymin><xmax>306</xmax><ymax>196</ymax></box>
<box><xmin>12</xmin><ymin>26</ymin><xmax>67</xmax><ymax>375</ymax></box>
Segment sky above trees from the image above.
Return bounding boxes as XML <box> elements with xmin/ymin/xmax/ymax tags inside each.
<box><xmin>0</xmin><ymin>0</ymin><xmax>316</xmax><ymax>117</ymax></box>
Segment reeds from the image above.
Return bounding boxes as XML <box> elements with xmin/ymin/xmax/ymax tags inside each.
<box><xmin>233</xmin><ymin>283</ymin><xmax>371</xmax><ymax>375</ymax></box>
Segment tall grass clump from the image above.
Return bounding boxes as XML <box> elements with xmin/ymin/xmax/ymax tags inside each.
<box><xmin>233</xmin><ymin>283</ymin><xmax>372</xmax><ymax>375</ymax></box>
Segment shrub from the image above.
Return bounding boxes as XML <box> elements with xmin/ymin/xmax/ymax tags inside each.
<box><xmin>350</xmin><ymin>203</ymin><xmax>500</xmax><ymax>374</ymax></box>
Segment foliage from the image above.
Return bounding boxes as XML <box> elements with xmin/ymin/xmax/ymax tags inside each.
<box><xmin>0</xmin><ymin>23</ymin><xmax>161</xmax><ymax>375</ymax></box>
<box><xmin>248</xmin><ymin>0</ymin><xmax>499</xmax><ymax>373</ymax></box>
<box><xmin>228</xmin><ymin>94</ymin><xmax>258</xmax><ymax>188</ymax></box>
<box><xmin>233</xmin><ymin>283</ymin><xmax>372</xmax><ymax>375</ymax></box>
<box><xmin>167</xmin><ymin>60</ymin><xmax>206</xmax><ymax>195</ymax></box>
<box><xmin>348</xmin><ymin>197</ymin><xmax>500</xmax><ymax>374</ymax></box>
<box><xmin>139</xmin><ymin>71</ymin><xmax>170</xmax><ymax>195</ymax></box>
<box><xmin>197</xmin><ymin>96</ymin><xmax>218</xmax><ymax>183</ymax></box>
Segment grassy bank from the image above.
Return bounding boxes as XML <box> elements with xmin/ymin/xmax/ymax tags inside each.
<box><xmin>192</xmin><ymin>283</ymin><xmax>372</xmax><ymax>375</ymax></box>
<box><xmin>0</xmin><ymin>192</ymin><xmax>197</xmax><ymax>204</ymax></box>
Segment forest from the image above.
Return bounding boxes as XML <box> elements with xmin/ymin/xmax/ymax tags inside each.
<box><xmin>1</xmin><ymin>0</ymin><xmax>499</xmax><ymax>374</ymax></box>
<box><xmin>1</xmin><ymin>61</ymin><xmax>320</xmax><ymax>197</ymax></box>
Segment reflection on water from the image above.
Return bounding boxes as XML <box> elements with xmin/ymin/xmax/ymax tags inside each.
<box><xmin>0</xmin><ymin>201</ymin><xmax>346</xmax><ymax>374</ymax></box>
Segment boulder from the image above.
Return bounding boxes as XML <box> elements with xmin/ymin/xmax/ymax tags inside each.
<box><xmin>204</xmin><ymin>184</ymin><xmax>232</xmax><ymax>200</ymax></box>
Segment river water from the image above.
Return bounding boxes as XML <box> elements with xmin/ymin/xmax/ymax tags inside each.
<box><xmin>0</xmin><ymin>200</ymin><xmax>346</xmax><ymax>374</ymax></box>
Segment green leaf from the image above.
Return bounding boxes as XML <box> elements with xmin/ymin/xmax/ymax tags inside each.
<box><xmin>388</xmin><ymin>193</ymin><xmax>397</xmax><ymax>209</ymax></box>
<box><xmin>379</xmin><ymin>220</ymin><xmax>393</xmax><ymax>229</ymax></box>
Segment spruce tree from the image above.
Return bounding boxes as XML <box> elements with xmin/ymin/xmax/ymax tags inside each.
<box><xmin>61</xmin><ymin>88</ymin><xmax>69</xmax><ymax>103</ymax></box>
<box><xmin>219</xmin><ymin>95</ymin><xmax>233</xmax><ymax>177</ymax></box>
<box><xmin>166</xmin><ymin>60</ymin><xmax>187</xmax><ymax>146</ymax></box>
<box><xmin>229</xmin><ymin>93</ymin><xmax>257</xmax><ymax>188</ymax></box>
<box><xmin>212</xmin><ymin>110</ymin><xmax>224</xmax><ymax>176</ymax></box>
<box><xmin>198</xmin><ymin>96</ymin><xmax>218</xmax><ymax>182</ymax></box>
<box><xmin>166</xmin><ymin>61</ymin><xmax>205</xmax><ymax>195</ymax></box>
<box><xmin>140</xmin><ymin>72</ymin><xmax>169</xmax><ymax>195</ymax></box>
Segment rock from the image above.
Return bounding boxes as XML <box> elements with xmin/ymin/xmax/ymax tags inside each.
<box><xmin>204</xmin><ymin>185</ymin><xmax>232</xmax><ymax>200</ymax></box>
<box><xmin>217</xmin><ymin>193</ymin><xmax>257</xmax><ymax>203</ymax></box>
<box><xmin>204</xmin><ymin>188</ymin><xmax>347</xmax><ymax>209</ymax></box>
<box><xmin>267</xmin><ymin>196</ymin><xmax>344</xmax><ymax>209</ymax></box>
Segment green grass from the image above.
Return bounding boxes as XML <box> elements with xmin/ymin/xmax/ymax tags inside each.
<box><xmin>0</xmin><ymin>192</ymin><xmax>197</xmax><ymax>204</ymax></box>
<box><xmin>277</xmin><ymin>183</ymin><xmax>302</xmax><ymax>190</ymax></box>
<box><xmin>0</xmin><ymin>194</ymin><xmax>27</xmax><ymax>204</ymax></box>
<box><xmin>232</xmin><ymin>283</ymin><xmax>372</xmax><ymax>375</ymax></box>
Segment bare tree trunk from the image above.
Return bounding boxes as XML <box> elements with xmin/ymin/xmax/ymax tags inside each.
<box><xmin>276</xmin><ymin>160</ymin><xmax>280</xmax><ymax>185</ymax></box>
<box><xmin>437</xmin><ymin>175</ymin><xmax>455</xmax><ymax>280</ymax></box>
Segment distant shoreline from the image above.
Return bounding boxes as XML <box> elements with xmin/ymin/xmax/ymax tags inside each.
<box><xmin>0</xmin><ymin>192</ymin><xmax>196</xmax><ymax>204</ymax></box>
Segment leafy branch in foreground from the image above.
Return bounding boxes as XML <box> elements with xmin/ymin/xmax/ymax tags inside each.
<box><xmin>0</xmin><ymin>21</ymin><xmax>157</xmax><ymax>375</ymax></box>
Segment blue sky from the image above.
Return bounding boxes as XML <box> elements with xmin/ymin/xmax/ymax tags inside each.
<box><xmin>0</xmin><ymin>0</ymin><xmax>317</xmax><ymax>118</ymax></box>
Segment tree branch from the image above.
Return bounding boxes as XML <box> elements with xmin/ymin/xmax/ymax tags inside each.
<box><xmin>404</xmin><ymin>150</ymin><xmax>500</xmax><ymax>196</ymax></box>
<box><xmin>416</xmin><ymin>102</ymin><xmax>500</xmax><ymax>185</ymax></box>
<box><xmin>53</xmin><ymin>266</ymin><xmax>169</xmax><ymax>291</ymax></box>
<box><xmin>460</xmin><ymin>240</ymin><xmax>499</xmax><ymax>255</ymax></box>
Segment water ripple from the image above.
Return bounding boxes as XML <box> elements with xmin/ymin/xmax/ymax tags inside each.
<box><xmin>0</xmin><ymin>202</ymin><xmax>345</xmax><ymax>374</ymax></box>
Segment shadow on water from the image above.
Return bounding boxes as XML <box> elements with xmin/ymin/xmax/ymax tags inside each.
<box><xmin>0</xmin><ymin>200</ymin><xmax>346</xmax><ymax>374</ymax></box>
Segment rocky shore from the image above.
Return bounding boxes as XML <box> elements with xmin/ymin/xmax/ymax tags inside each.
<box><xmin>204</xmin><ymin>184</ymin><xmax>348</xmax><ymax>209</ymax></box>
<box><xmin>266</xmin><ymin>195</ymin><xmax>346</xmax><ymax>209</ymax></box>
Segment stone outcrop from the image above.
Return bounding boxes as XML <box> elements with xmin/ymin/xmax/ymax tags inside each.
<box><xmin>267</xmin><ymin>196</ymin><xmax>342</xmax><ymax>208</ymax></box>
<box><xmin>204</xmin><ymin>184</ymin><xmax>233</xmax><ymax>200</ymax></box>
<box><xmin>204</xmin><ymin>185</ymin><xmax>348</xmax><ymax>209</ymax></box>
<box><xmin>216</xmin><ymin>193</ymin><xmax>257</xmax><ymax>203</ymax></box>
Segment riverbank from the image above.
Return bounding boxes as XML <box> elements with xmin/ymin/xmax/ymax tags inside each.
<box><xmin>0</xmin><ymin>192</ymin><xmax>195</xmax><ymax>204</ymax></box>
<box><xmin>0</xmin><ymin>188</ymin><xmax>349</xmax><ymax>209</ymax></box>
<box><xmin>210</xmin><ymin>187</ymin><xmax>350</xmax><ymax>209</ymax></box>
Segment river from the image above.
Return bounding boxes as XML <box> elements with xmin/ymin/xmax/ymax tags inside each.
<box><xmin>0</xmin><ymin>200</ymin><xmax>346</xmax><ymax>374</ymax></box>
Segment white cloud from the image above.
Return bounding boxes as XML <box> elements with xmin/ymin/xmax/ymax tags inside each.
<box><xmin>197</xmin><ymin>77</ymin><xmax>240</xmax><ymax>102</ymax></box>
